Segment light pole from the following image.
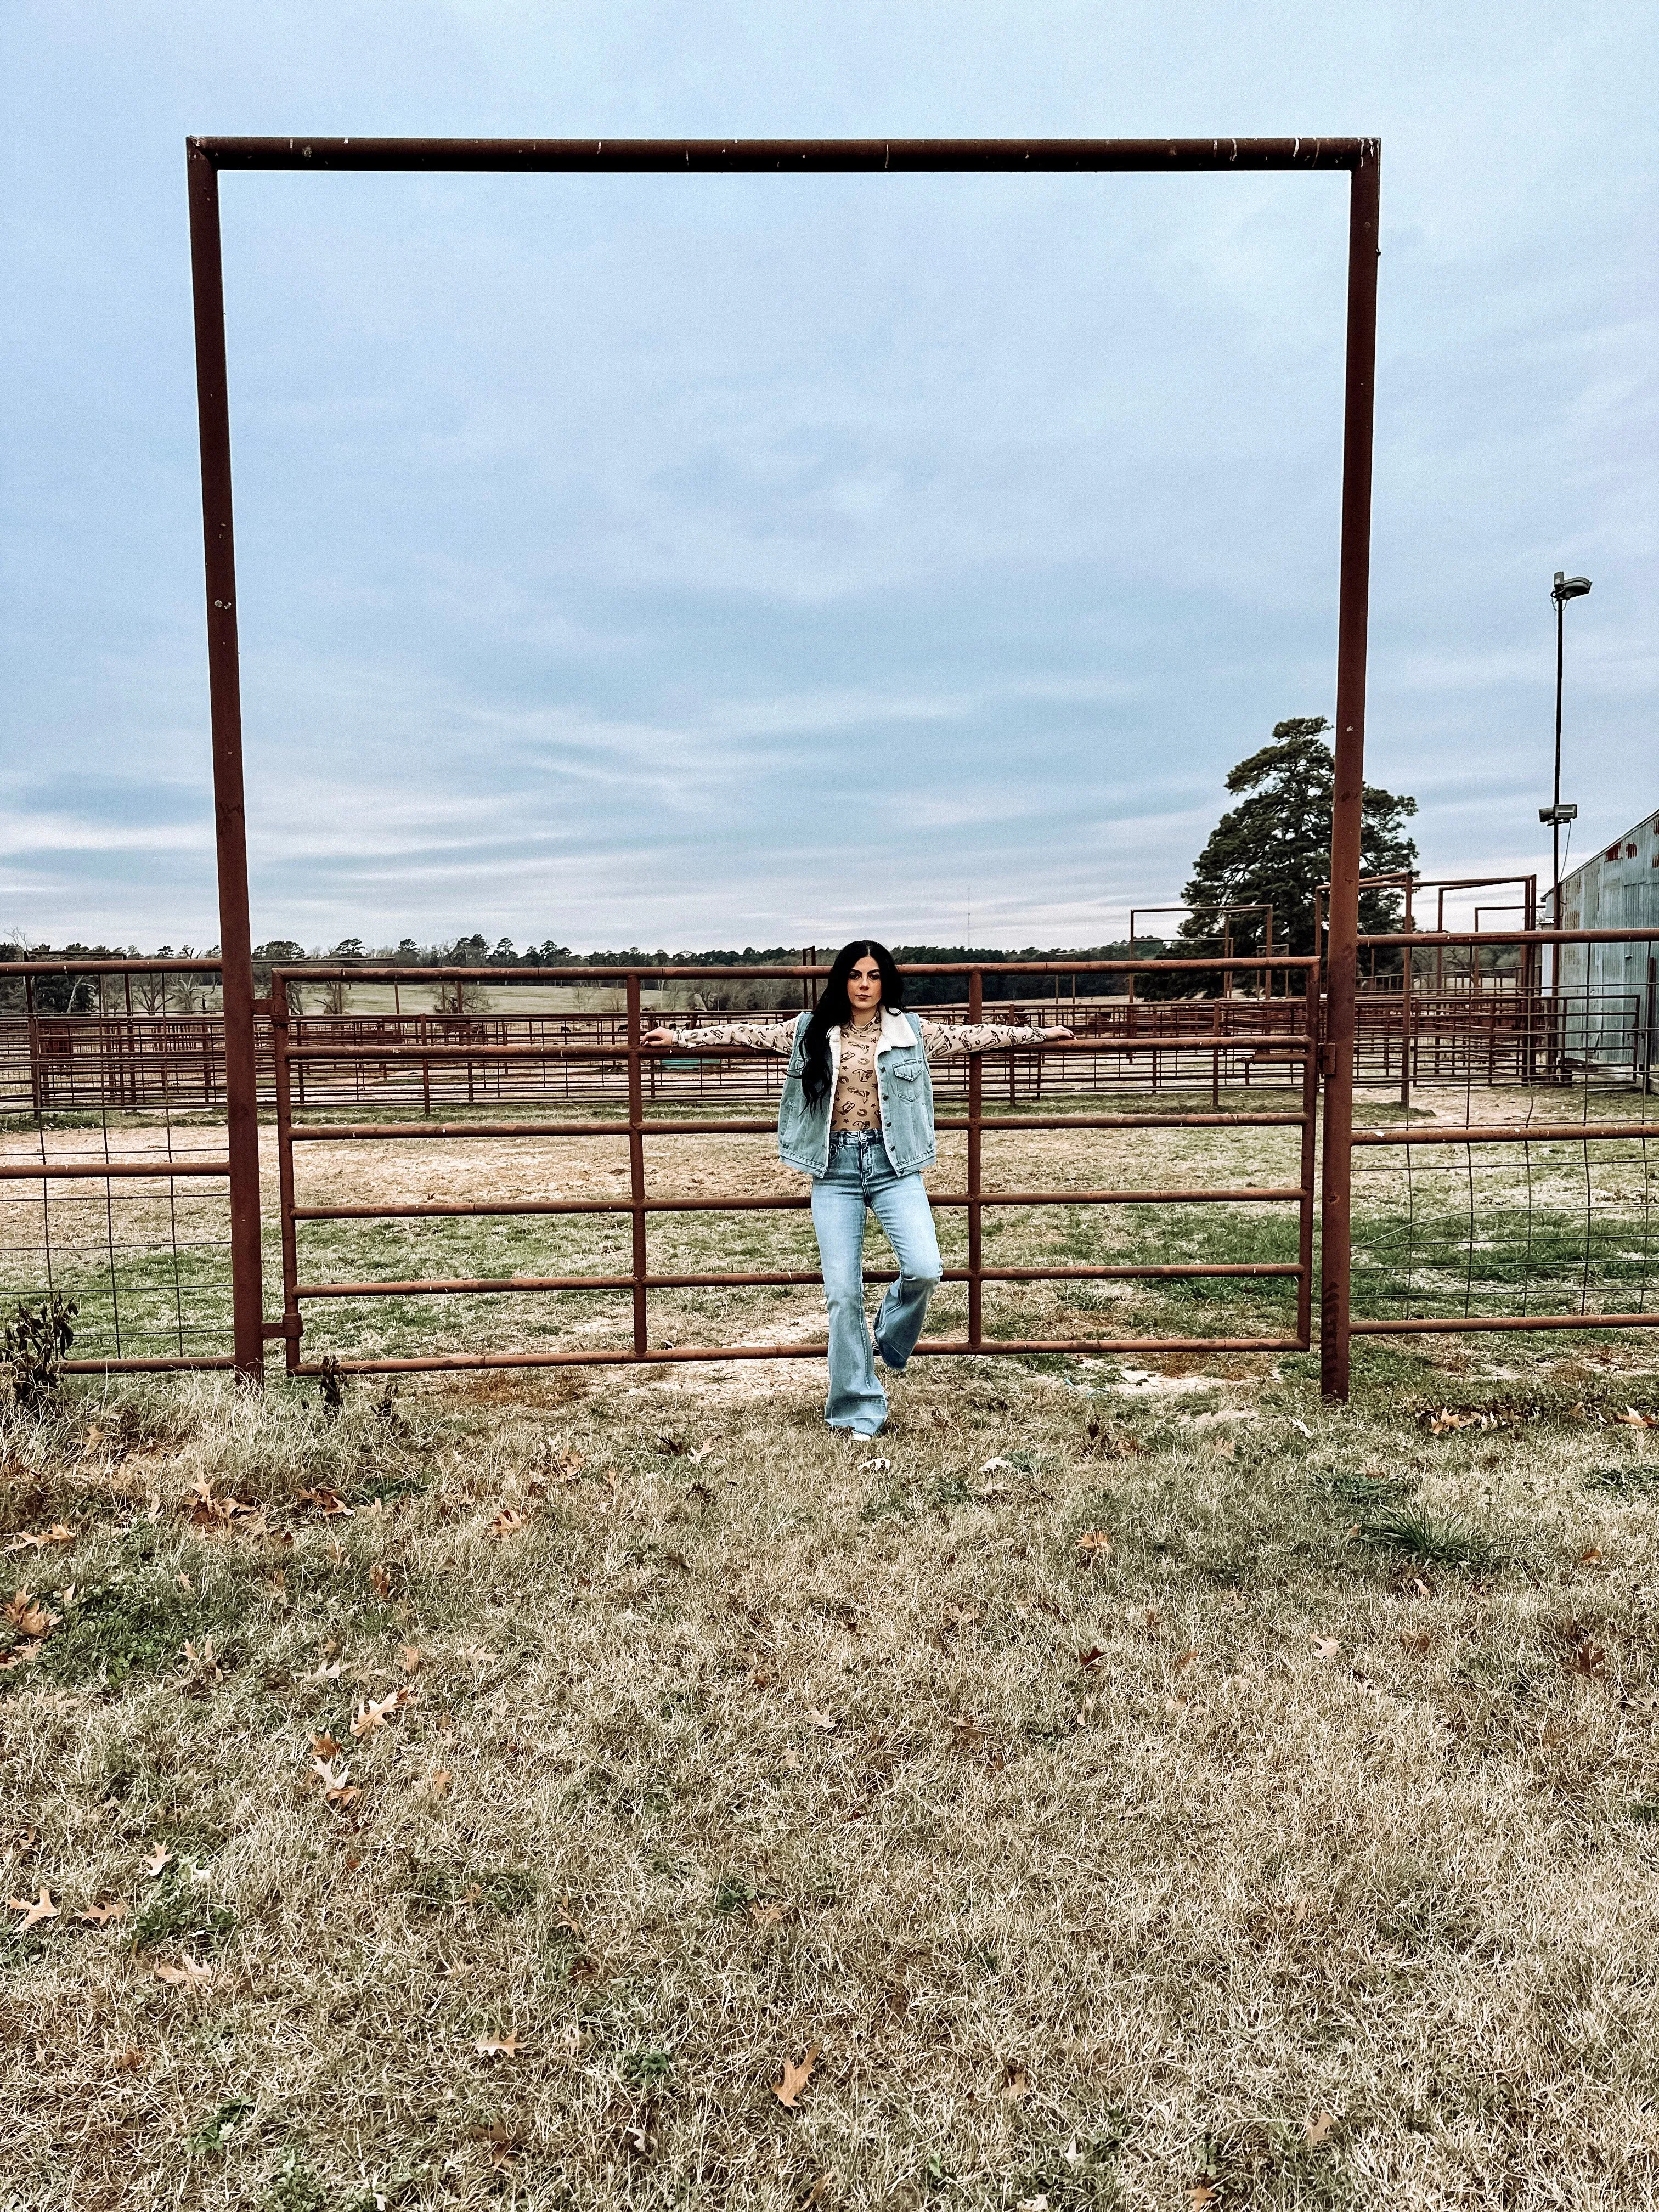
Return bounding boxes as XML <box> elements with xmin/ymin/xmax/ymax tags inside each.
<box><xmin>1541</xmin><ymin>569</ymin><xmax>1592</xmax><ymax>922</ymax></box>
<box><xmin>1539</xmin><ymin>569</ymin><xmax>1590</xmax><ymax>1082</ymax></box>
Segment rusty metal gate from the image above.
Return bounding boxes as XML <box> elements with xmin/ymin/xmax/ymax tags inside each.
<box><xmin>264</xmin><ymin>957</ymin><xmax>1321</xmax><ymax>1377</ymax></box>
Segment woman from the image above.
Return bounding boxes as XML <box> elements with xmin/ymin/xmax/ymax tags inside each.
<box><xmin>646</xmin><ymin>941</ymin><xmax>1071</xmax><ymax>1437</ymax></box>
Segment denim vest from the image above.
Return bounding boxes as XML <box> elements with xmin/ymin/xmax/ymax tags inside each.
<box><xmin>777</xmin><ymin>1008</ymin><xmax>937</xmax><ymax>1177</ymax></box>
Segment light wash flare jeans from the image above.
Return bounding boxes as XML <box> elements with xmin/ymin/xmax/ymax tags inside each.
<box><xmin>810</xmin><ymin>1129</ymin><xmax>943</xmax><ymax>1436</ymax></box>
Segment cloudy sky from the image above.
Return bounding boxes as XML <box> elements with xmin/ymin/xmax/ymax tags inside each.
<box><xmin>2</xmin><ymin>1</ymin><xmax>1653</xmax><ymax>953</ymax></box>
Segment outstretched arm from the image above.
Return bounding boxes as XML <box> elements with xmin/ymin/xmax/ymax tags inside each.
<box><xmin>640</xmin><ymin>1019</ymin><xmax>799</xmax><ymax>1053</ymax></box>
<box><xmin>917</xmin><ymin>1017</ymin><xmax>1072</xmax><ymax>1057</ymax></box>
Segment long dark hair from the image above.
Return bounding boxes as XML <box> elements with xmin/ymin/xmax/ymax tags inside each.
<box><xmin>800</xmin><ymin>940</ymin><xmax>906</xmax><ymax>1107</ymax></box>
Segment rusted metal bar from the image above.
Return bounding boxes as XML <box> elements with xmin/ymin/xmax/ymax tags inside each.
<box><xmin>270</xmin><ymin>974</ymin><xmax>303</xmax><ymax>1374</ymax></box>
<box><xmin>0</xmin><ymin>1160</ymin><xmax>230</xmax><ymax>1181</ymax></box>
<box><xmin>270</xmin><ymin>957</ymin><xmax>1318</xmax><ymax>985</ymax></box>
<box><xmin>277</xmin><ymin>1032</ymin><xmax>1311</xmax><ymax>1062</ymax></box>
<box><xmin>968</xmin><ymin>967</ymin><xmax>984</xmax><ymax>1349</ymax></box>
<box><xmin>59</xmin><ymin>1356</ymin><xmax>240</xmax><ymax>1373</ymax></box>
<box><xmin>292</xmin><ymin>1333</ymin><xmax>1311</xmax><ymax>1377</ymax></box>
<box><xmin>1358</xmin><ymin>928</ymin><xmax>1659</xmax><ymax>951</ymax></box>
<box><xmin>1354</xmin><ymin>1122</ymin><xmax>1655</xmax><ymax>1147</ymax></box>
<box><xmin>0</xmin><ymin>960</ymin><xmax>226</xmax><ymax>977</ymax></box>
<box><xmin>625</xmin><ymin>972</ymin><xmax>648</xmax><ymax>1355</ymax></box>
<box><xmin>290</xmin><ymin>1184</ymin><xmax>1307</xmax><ymax>1222</ymax></box>
<box><xmin>294</xmin><ymin>1261</ymin><xmax>1307</xmax><ymax>1299</ymax></box>
<box><xmin>281</xmin><ymin>1109</ymin><xmax>1311</xmax><ymax>1142</ymax></box>
<box><xmin>1399</xmin><ymin>875</ymin><xmax>1414</xmax><ymax>1109</ymax></box>
<box><xmin>200</xmin><ymin>136</ymin><xmax>1375</xmax><ymax>176</ymax></box>
<box><xmin>1318</xmin><ymin>142</ymin><xmax>1380</xmax><ymax>1403</ymax></box>
<box><xmin>1297</xmin><ymin>964</ymin><xmax>1319</xmax><ymax>1350</ymax></box>
<box><xmin>1352</xmin><ymin>1314</ymin><xmax>1659</xmax><ymax>1335</ymax></box>
<box><xmin>188</xmin><ymin>142</ymin><xmax>263</xmax><ymax>1381</ymax></box>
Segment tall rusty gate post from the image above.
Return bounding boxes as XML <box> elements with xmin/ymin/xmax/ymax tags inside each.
<box><xmin>1319</xmin><ymin>145</ymin><xmax>1381</xmax><ymax>1402</ymax></box>
<box><xmin>188</xmin><ymin>143</ymin><xmax>265</xmax><ymax>1380</ymax></box>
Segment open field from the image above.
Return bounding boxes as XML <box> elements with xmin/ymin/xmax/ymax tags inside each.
<box><xmin>4</xmin><ymin>1337</ymin><xmax>1659</xmax><ymax>2209</ymax></box>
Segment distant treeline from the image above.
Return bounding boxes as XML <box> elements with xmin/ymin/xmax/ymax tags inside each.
<box><xmin>7</xmin><ymin>934</ymin><xmax>1172</xmax><ymax>1014</ymax></box>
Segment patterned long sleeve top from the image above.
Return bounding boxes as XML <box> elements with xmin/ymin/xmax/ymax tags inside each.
<box><xmin>659</xmin><ymin>1015</ymin><xmax>1064</xmax><ymax>1132</ymax></box>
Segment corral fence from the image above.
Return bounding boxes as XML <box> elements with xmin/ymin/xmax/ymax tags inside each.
<box><xmin>3</xmin><ymin>932</ymin><xmax>1654</xmax><ymax>1396</ymax></box>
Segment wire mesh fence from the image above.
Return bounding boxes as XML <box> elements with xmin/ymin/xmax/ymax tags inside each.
<box><xmin>0</xmin><ymin>966</ymin><xmax>236</xmax><ymax>1368</ymax></box>
<box><xmin>2</xmin><ymin>936</ymin><xmax>1655</xmax><ymax>1378</ymax></box>
<box><xmin>1349</xmin><ymin>939</ymin><xmax>1658</xmax><ymax>1334</ymax></box>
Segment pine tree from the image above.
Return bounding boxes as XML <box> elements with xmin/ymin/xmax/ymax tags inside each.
<box><xmin>1175</xmin><ymin>716</ymin><xmax>1418</xmax><ymax>959</ymax></box>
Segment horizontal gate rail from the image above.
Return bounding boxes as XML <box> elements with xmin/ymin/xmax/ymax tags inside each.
<box><xmin>270</xmin><ymin>958</ymin><xmax>1321</xmax><ymax>1376</ymax></box>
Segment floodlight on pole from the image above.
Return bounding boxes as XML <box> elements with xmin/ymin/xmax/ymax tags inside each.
<box><xmin>1547</xmin><ymin>569</ymin><xmax>1592</xmax><ymax>928</ymax></box>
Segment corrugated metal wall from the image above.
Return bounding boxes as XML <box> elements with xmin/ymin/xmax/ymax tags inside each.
<box><xmin>1555</xmin><ymin>809</ymin><xmax>1659</xmax><ymax>1072</ymax></box>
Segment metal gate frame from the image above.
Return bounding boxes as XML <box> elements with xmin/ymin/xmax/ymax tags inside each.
<box><xmin>185</xmin><ymin>132</ymin><xmax>1381</xmax><ymax>1389</ymax></box>
<box><xmin>267</xmin><ymin>955</ymin><xmax>1321</xmax><ymax>1375</ymax></box>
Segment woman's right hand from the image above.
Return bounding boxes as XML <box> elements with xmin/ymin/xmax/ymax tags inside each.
<box><xmin>641</xmin><ymin>1027</ymin><xmax>678</xmax><ymax>1047</ymax></box>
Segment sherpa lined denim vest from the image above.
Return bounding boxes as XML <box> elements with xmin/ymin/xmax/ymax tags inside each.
<box><xmin>776</xmin><ymin>1008</ymin><xmax>936</xmax><ymax>1177</ymax></box>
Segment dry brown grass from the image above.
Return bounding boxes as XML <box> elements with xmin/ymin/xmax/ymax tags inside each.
<box><xmin>4</xmin><ymin>1335</ymin><xmax>1659</xmax><ymax>2209</ymax></box>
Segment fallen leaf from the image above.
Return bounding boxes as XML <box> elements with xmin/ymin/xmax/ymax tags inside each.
<box><xmin>154</xmin><ymin>1957</ymin><xmax>212</xmax><ymax>1989</ymax></box>
<box><xmin>1399</xmin><ymin>1629</ymin><xmax>1434</xmax><ymax>1657</ymax></box>
<box><xmin>1075</xmin><ymin>1530</ymin><xmax>1113</xmax><ymax>1565</ymax></box>
<box><xmin>7</xmin><ymin>1886</ymin><xmax>57</xmax><ymax>1929</ymax></box>
<box><xmin>176</xmin><ymin>1638</ymin><xmax>222</xmax><ymax>1684</ymax></box>
<box><xmin>1164</xmin><ymin>1694</ymin><xmax>1189</xmax><ymax>1717</ymax></box>
<box><xmin>486</xmin><ymin>1508</ymin><xmax>524</xmax><ymax>1538</ymax></box>
<box><xmin>772</xmin><ymin>2044</ymin><xmax>819</xmax><ymax>2108</ymax></box>
<box><xmin>398</xmin><ymin>1644</ymin><xmax>421</xmax><ymax>1676</ymax></box>
<box><xmin>3</xmin><ymin>1524</ymin><xmax>75</xmax><ymax>1555</ymax></box>
<box><xmin>77</xmin><ymin>1898</ymin><xmax>128</xmax><ymax>1925</ymax></box>
<box><xmin>1304</xmin><ymin>2110</ymin><xmax>1337</xmax><ymax>2146</ymax></box>
<box><xmin>801</xmin><ymin>2175</ymin><xmax>838</xmax><ymax>2208</ymax></box>
<box><xmin>1174</xmin><ymin>1648</ymin><xmax>1199</xmax><ymax>1674</ymax></box>
<box><xmin>808</xmin><ymin>1709</ymin><xmax>837</xmax><ymax>1733</ymax></box>
<box><xmin>311</xmin><ymin>1733</ymin><xmax>342</xmax><ymax>1760</ymax></box>
<box><xmin>297</xmin><ymin>1487</ymin><xmax>353</xmax><ymax>1517</ymax></box>
<box><xmin>1312</xmin><ymin>1637</ymin><xmax>1341</xmax><ymax>1661</ymax></box>
<box><xmin>459</xmin><ymin>1644</ymin><xmax>498</xmax><ymax>1666</ymax></box>
<box><xmin>306</xmin><ymin>1658</ymin><xmax>342</xmax><ymax>1683</ymax></box>
<box><xmin>352</xmin><ymin>1692</ymin><xmax>401</xmax><ymax>1739</ymax></box>
<box><xmin>1189</xmin><ymin>2187</ymin><xmax>1218</xmax><ymax>2210</ymax></box>
<box><xmin>116</xmin><ymin>2046</ymin><xmax>146</xmax><ymax>2071</ymax></box>
<box><xmin>426</xmin><ymin>1769</ymin><xmax>452</xmax><ymax>1801</ymax></box>
<box><xmin>1580</xmin><ymin>1547</ymin><xmax>1605</xmax><ymax>1566</ymax></box>
<box><xmin>4</xmin><ymin>1592</ymin><xmax>55</xmax><ymax>1639</ymax></box>
<box><xmin>369</xmin><ymin>1561</ymin><xmax>392</xmax><ymax>1598</ymax></box>
<box><xmin>475</xmin><ymin>2033</ymin><xmax>521</xmax><ymax>2058</ymax></box>
<box><xmin>1078</xmin><ymin>1646</ymin><xmax>1107</xmax><ymax>1670</ymax></box>
<box><xmin>751</xmin><ymin>1901</ymin><xmax>783</xmax><ymax>1928</ymax></box>
<box><xmin>1001</xmin><ymin>2064</ymin><xmax>1030</xmax><ymax>2101</ymax></box>
<box><xmin>143</xmin><ymin>1844</ymin><xmax>174</xmax><ymax>1878</ymax></box>
<box><xmin>311</xmin><ymin>1754</ymin><xmax>359</xmax><ymax>1807</ymax></box>
<box><xmin>1568</xmin><ymin>1641</ymin><xmax>1607</xmax><ymax>1678</ymax></box>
